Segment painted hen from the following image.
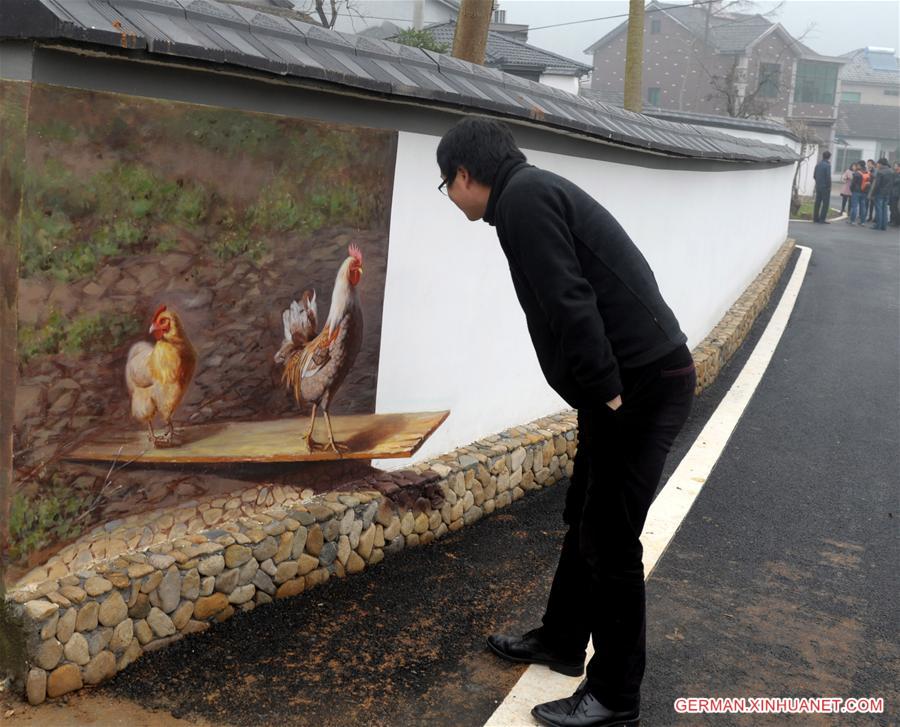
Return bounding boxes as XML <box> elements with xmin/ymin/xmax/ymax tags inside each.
<box><xmin>125</xmin><ymin>305</ymin><xmax>197</xmax><ymax>447</ymax></box>
<box><xmin>279</xmin><ymin>244</ymin><xmax>364</xmax><ymax>453</ymax></box>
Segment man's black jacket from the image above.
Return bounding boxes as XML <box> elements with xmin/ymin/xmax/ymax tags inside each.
<box><xmin>813</xmin><ymin>159</ymin><xmax>832</xmax><ymax>189</ymax></box>
<box><xmin>483</xmin><ymin>160</ymin><xmax>687</xmax><ymax>409</ymax></box>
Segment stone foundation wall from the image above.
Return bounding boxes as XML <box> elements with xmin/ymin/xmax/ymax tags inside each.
<box><xmin>3</xmin><ymin>237</ymin><xmax>796</xmax><ymax>704</ymax></box>
<box><xmin>693</xmin><ymin>238</ymin><xmax>795</xmax><ymax>393</ymax></box>
<box><xmin>6</xmin><ymin>413</ymin><xmax>578</xmax><ymax>705</ymax></box>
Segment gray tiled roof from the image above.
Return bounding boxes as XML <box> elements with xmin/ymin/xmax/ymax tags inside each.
<box><xmin>836</xmin><ymin>103</ymin><xmax>900</xmax><ymax>141</ymax></box>
<box><xmin>658</xmin><ymin>3</ymin><xmax>773</xmax><ymax>53</ymax></box>
<box><xmin>839</xmin><ymin>48</ymin><xmax>900</xmax><ymax>86</ymax></box>
<box><xmin>0</xmin><ymin>0</ymin><xmax>800</xmax><ymax>163</ymax></box>
<box><xmin>579</xmin><ymin>88</ymin><xmax>800</xmax><ymax>140</ymax></box>
<box><xmin>419</xmin><ymin>21</ymin><xmax>591</xmax><ymax>77</ymax></box>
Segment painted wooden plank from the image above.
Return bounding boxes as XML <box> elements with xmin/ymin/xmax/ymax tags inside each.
<box><xmin>65</xmin><ymin>411</ymin><xmax>450</xmax><ymax>464</ymax></box>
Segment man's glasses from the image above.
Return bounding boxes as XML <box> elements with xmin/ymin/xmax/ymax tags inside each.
<box><xmin>438</xmin><ymin>176</ymin><xmax>453</xmax><ymax>196</ymax></box>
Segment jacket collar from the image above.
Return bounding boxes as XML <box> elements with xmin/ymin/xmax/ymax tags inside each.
<box><xmin>483</xmin><ymin>159</ymin><xmax>529</xmax><ymax>226</ymax></box>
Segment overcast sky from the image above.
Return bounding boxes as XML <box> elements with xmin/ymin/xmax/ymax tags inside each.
<box><xmin>498</xmin><ymin>1</ymin><xmax>900</xmax><ymax>62</ymax></box>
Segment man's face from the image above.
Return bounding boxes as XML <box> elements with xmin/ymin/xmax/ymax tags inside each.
<box><xmin>443</xmin><ymin>167</ymin><xmax>491</xmax><ymax>222</ymax></box>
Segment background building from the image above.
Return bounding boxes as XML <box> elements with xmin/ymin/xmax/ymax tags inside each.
<box><xmin>584</xmin><ymin>0</ymin><xmax>846</xmax><ymax>148</ymax></box>
<box><xmin>833</xmin><ymin>47</ymin><xmax>900</xmax><ymax>170</ymax></box>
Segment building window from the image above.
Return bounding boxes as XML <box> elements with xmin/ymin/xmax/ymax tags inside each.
<box><xmin>758</xmin><ymin>62</ymin><xmax>781</xmax><ymax>98</ymax></box>
<box><xmin>885</xmin><ymin>88</ymin><xmax>900</xmax><ymax>96</ymax></box>
<box><xmin>650</xmin><ymin>19</ymin><xmax>661</xmax><ymax>34</ymax></box>
<box><xmin>835</xmin><ymin>147</ymin><xmax>863</xmax><ymax>172</ymax></box>
<box><xmin>647</xmin><ymin>87</ymin><xmax>660</xmax><ymax>105</ymax></box>
<box><xmin>841</xmin><ymin>91</ymin><xmax>861</xmax><ymax>103</ymax></box>
<box><xmin>876</xmin><ymin>141</ymin><xmax>899</xmax><ymax>163</ymax></box>
<box><xmin>794</xmin><ymin>61</ymin><xmax>838</xmax><ymax>104</ymax></box>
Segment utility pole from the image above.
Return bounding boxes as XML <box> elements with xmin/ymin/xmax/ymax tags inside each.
<box><xmin>452</xmin><ymin>0</ymin><xmax>493</xmax><ymax>65</ymax></box>
<box><xmin>623</xmin><ymin>0</ymin><xmax>646</xmax><ymax>112</ymax></box>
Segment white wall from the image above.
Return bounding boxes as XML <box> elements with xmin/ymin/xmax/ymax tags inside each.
<box><xmin>539</xmin><ymin>74</ymin><xmax>580</xmax><ymax>95</ymax></box>
<box><xmin>374</xmin><ymin>129</ymin><xmax>793</xmax><ymax>468</ymax></box>
<box><xmin>841</xmin><ymin>83</ymin><xmax>900</xmax><ymax>107</ymax></box>
<box><xmin>708</xmin><ymin>126</ymin><xmax>817</xmax><ymax>197</ymax></box>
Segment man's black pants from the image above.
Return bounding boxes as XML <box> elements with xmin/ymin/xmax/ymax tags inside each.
<box><xmin>539</xmin><ymin>345</ymin><xmax>696</xmax><ymax>711</ymax></box>
<box><xmin>813</xmin><ymin>186</ymin><xmax>831</xmax><ymax>222</ymax></box>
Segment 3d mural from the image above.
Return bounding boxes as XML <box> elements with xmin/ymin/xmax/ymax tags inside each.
<box><xmin>4</xmin><ymin>82</ymin><xmax>404</xmax><ymax>584</ymax></box>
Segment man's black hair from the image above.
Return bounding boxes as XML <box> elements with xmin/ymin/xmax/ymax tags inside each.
<box><xmin>878</xmin><ymin>157</ymin><xmax>889</xmax><ymax>165</ymax></box>
<box><xmin>436</xmin><ymin>117</ymin><xmax>527</xmax><ymax>186</ymax></box>
<box><xmin>822</xmin><ymin>150</ymin><xmax>831</xmax><ymax>159</ymax></box>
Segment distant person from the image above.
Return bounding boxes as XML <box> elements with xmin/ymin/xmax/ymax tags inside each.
<box><xmin>847</xmin><ymin>162</ymin><xmax>865</xmax><ymax>226</ymax></box>
<box><xmin>870</xmin><ymin>158</ymin><xmax>893</xmax><ymax>231</ymax></box>
<box><xmin>437</xmin><ymin>117</ymin><xmax>694</xmax><ymax>727</ymax></box>
<box><xmin>890</xmin><ymin>161</ymin><xmax>900</xmax><ymax>228</ymax></box>
<box><xmin>859</xmin><ymin>161</ymin><xmax>872</xmax><ymax>222</ymax></box>
<box><xmin>839</xmin><ymin>165</ymin><xmax>852</xmax><ymax>215</ymax></box>
<box><xmin>866</xmin><ymin>159</ymin><xmax>877</xmax><ymax>222</ymax></box>
<box><xmin>812</xmin><ymin>151</ymin><xmax>832</xmax><ymax>224</ymax></box>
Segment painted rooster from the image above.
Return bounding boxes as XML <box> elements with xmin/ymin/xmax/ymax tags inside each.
<box><xmin>279</xmin><ymin>244</ymin><xmax>364</xmax><ymax>453</ymax></box>
<box><xmin>126</xmin><ymin>305</ymin><xmax>197</xmax><ymax>448</ymax></box>
<box><xmin>274</xmin><ymin>290</ymin><xmax>318</xmax><ymax>365</ymax></box>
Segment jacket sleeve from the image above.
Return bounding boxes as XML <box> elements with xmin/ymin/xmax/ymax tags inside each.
<box><xmin>498</xmin><ymin>182</ymin><xmax>622</xmax><ymax>405</ymax></box>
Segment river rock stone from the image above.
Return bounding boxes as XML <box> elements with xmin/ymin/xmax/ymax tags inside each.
<box><xmin>87</xmin><ymin>627</ymin><xmax>112</xmax><ymax>657</ymax></box>
<box><xmin>41</xmin><ymin>611</ymin><xmax>60</xmax><ymax>640</ymax></box>
<box><xmin>275</xmin><ymin>578</ymin><xmax>305</xmax><ymax>599</ymax></box>
<box><xmin>158</xmin><ymin>569</ymin><xmax>182</xmax><ymax>613</ymax></box>
<box><xmin>194</xmin><ymin>593</ymin><xmax>229</xmax><ymax>620</ymax></box>
<box><xmin>200</xmin><ymin>576</ymin><xmax>215</xmax><ymax>596</ymax></box>
<box><xmin>252</xmin><ymin>570</ymin><xmax>276</xmax><ymax>596</ymax></box>
<box><xmin>251</xmin><ymin>537</ymin><xmax>278</xmax><ymax>562</ymax></box>
<box><xmin>128</xmin><ymin>593</ymin><xmax>151</xmax><ymax>620</ymax></box>
<box><xmin>274</xmin><ymin>561</ymin><xmax>298</xmax><ymax>584</ymax></box>
<box><xmin>110</xmin><ymin>618</ymin><xmax>134</xmax><ymax>652</ymax></box>
<box><xmin>26</xmin><ymin>667</ymin><xmax>47</xmax><ymax>705</ymax></box>
<box><xmin>56</xmin><ymin>608</ymin><xmax>77</xmax><ymax>643</ymax></box>
<box><xmin>215</xmin><ymin>568</ymin><xmax>240</xmax><ymax>593</ymax></box>
<box><xmin>134</xmin><ymin>619</ymin><xmax>153</xmax><ymax>645</ymax></box>
<box><xmin>172</xmin><ymin>601</ymin><xmax>194</xmax><ymax>630</ymax></box>
<box><xmin>198</xmin><ymin>554</ymin><xmax>225</xmax><ymax>577</ymax></box>
<box><xmin>140</xmin><ymin>571</ymin><xmax>163</xmax><ymax>594</ymax></box>
<box><xmin>273</xmin><ymin>532</ymin><xmax>294</xmax><ymax>563</ymax></box>
<box><xmin>147</xmin><ymin>607</ymin><xmax>176</xmax><ymax>637</ymax></box>
<box><xmin>318</xmin><ymin>542</ymin><xmax>337</xmax><ymax>566</ymax></box>
<box><xmin>181</xmin><ymin>569</ymin><xmax>201</xmax><ymax>600</ymax></box>
<box><xmin>34</xmin><ymin>638</ymin><xmax>63</xmax><ymax>670</ymax></box>
<box><xmin>290</xmin><ymin>527</ymin><xmax>308</xmax><ymax>559</ymax></box>
<box><xmin>76</xmin><ymin>601</ymin><xmax>99</xmax><ymax>632</ymax></box>
<box><xmin>224</xmin><ymin>544</ymin><xmax>252</xmax><ymax>568</ymax></box>
<box><xmin>228</xmin><ymin>585</ymin><xmax>255</xmax><ymax>605</ymax></box>
<box><xmin>148</xmin><ymin>554</ymin><xmax>175</xmax><ymax>570</ymax></box>
<box><xmin>83</xmin><ymin>651</ymin><xmax>117</xmax><ymax>685</ymax></box>
<box><xmin>238</xmin><ymin>557</ymin><xmax>259</xmax><ymax>586</ymax></box>
<box><xmin>64</xmin><ymin>633</ymin><xmax>90</xmax><ymax>665</ymax></box>
<box><xmin>99</xmin><ymin>591</ymin><xmax>127</xmax><ymax>627</ymax></box>
<box><xmin>47</xmin><ymin>664</ymin><xmax>82</xmax><ymax>698</ymax></box>
<box><xmin>337</xmin><ymin>536</ymin><xmax>351</xmax><ymax>565</ymax></box>
<box><xmin>84</xmin><ymin>577</ymin><xmax>113</xmax><ymax>597</ymax></box>
<box><xmin>297</xmin><ymin>554</ymin><xmax>319</xmax><ymax>576</ymax></box>
<box><xmin>305</xmin><ymin>526</ymin><xmax>324</xmax><ymax>556</ymax></box>
<box><xmin>346</xmin><ymin>552</ymin><xmax>365</xmax><ymax>574</ymax></box>
<box><xmin>24</xmin><ymin>600</ymin><xmax>58</xmax><ymax>621</ymax></box>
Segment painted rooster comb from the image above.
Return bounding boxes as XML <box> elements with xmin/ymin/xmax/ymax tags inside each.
<box><xmin>348</xmin><ymin>243</ymin><xmax>363</xmax><ymax>265</ymax></box>
<box><xmin>153</xmin><ymin>304</ymin><xmax>168</xmax><ymax>320</ymax></box>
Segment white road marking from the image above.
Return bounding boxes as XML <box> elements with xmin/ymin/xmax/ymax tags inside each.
<box><xmin>483</xmin><ymin>245</ymin><xmax>812</xmax><ymax>727</ymax></box>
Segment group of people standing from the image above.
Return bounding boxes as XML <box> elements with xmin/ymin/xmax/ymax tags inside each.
<box><xmin>816</xmin><ymin>150</ymin><xmax>900</xmax><ymax>230</ymax></box>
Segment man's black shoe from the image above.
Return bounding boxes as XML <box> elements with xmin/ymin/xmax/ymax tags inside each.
<box><xmin>532</xmin><ymin>681</ymin><xmax>640</xmax><ymax>727</ymax></box>
<box><xmin>486</xmin><ymin>629</ymin><xmax>585</xmax><ymax>676</ymax></box>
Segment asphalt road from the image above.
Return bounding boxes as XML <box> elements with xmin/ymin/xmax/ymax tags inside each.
<box><xmin>84</xmin><ymin>220</ymin><xmax>897</xmax><ymax>726</ymax></box>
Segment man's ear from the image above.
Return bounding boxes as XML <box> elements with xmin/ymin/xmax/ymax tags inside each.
<box><xmin>456</xmin><ymin>166</ymin><xmax>471</xmax><ymax>187</ymax></box>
